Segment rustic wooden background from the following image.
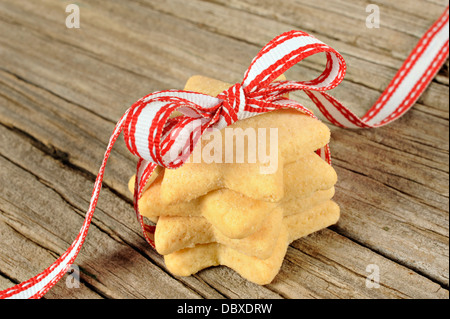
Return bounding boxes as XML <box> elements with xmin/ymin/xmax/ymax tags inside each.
<box><xmin>0</xmin><ymin>0</ymin><xmax>448</xmax><ymax>299</ymax></box>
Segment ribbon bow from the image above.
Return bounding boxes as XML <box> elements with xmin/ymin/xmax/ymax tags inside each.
<box><xmin>1</xmin><ymin>6</ymin><xmax>448</xmax><ymax>298</ymax></box>
<box><xmin>123</xmin><ymin>30</ymin><xmax>345</xmax><ymax>170</ymax></box>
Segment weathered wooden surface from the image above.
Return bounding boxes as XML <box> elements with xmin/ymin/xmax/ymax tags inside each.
<box><xmin>0</xmin><ymin>0</ymin><xmax>448</xmax><ymax>299</ymax></box>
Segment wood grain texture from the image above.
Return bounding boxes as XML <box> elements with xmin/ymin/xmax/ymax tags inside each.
<box><xmin>0</xmin><ymin>0</ymin><xmax>448</xmax><ymax>299</ymax></box>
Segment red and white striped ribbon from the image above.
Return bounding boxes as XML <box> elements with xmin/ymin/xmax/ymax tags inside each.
<box><xmin>1</xmin><ymin>7</ymin><xmax>448</xmax><ymax>299</ymax></box>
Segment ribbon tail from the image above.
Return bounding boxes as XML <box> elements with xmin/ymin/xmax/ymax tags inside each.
<box><xmin>134</xmin><ymin>159</ymin><xmax>158</xmax><ymax>248</ymax></box>
<box><xmin>315</xmin><ymin>144</ymin><xmax>332</xmax><ymax>166</ymax></box>
<box><xmin>306</xmin><ymin>6</ymin><xmax>449</xmax><ymax>129</ymax></box>
<box><xmin>0</xmin><ymin>109</ymin><xmax>131</xmax><ymax>299</ymax></box>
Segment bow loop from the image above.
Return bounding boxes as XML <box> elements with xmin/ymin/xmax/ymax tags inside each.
<box><xmin>123</xmin><ymin>90</ymin><xmax>222</xmax><ymax>169</ymax></box>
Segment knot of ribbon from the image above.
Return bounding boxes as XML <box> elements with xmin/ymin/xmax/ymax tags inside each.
<box><xmin>1</xmin><ymin>6</ymin><xmax>448</xmax><ymax>298</ymax></box>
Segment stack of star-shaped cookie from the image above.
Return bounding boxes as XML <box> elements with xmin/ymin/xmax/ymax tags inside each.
<box><xmin>129</xmin><ymin>76</ymin><xmax>339</xmax><ymax>285</ymax></box>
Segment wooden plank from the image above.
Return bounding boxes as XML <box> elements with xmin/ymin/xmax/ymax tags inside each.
<box><xmin>0</xmin><ymin>124</ymin><xmax>446</xmax><ymax>299</ymax></box>
<box><xmin>0</xmin><ymin>0</ymin><xmax>448</xmax><ymax>298</ymax></box>
<box><xmin>274</xmin><ymin>229</ymin><xmax>448</xmax><ymax>299</ymax></box>
<box><xmin>0</xmin><ymin>223</ymin><xmax>103</xmax><ymax>299</ymax></box>
<box><xmin>144</xmin><ymin>0</ymin><xmax>449</xmax><ymax>116</ymax></box>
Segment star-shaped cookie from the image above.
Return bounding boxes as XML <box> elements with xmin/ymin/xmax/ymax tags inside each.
<box><xmin>163</xmin><ymin>201</ymin><xmax>340</xmax><ymax>285</ymax></box>
<box><xmin>130</xmin><ymin>152</ymin><xmax>337</xmax><ymax>239</ymax></box>
<box><xmin>154</xmin><ymin>188</ymin><xmax>335</xmax><ymax>258</ymax></box>
<box><xmin>159</xmin><ymin>76</ymin><xmax>331</xmax><ymax>204</ymax></box>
